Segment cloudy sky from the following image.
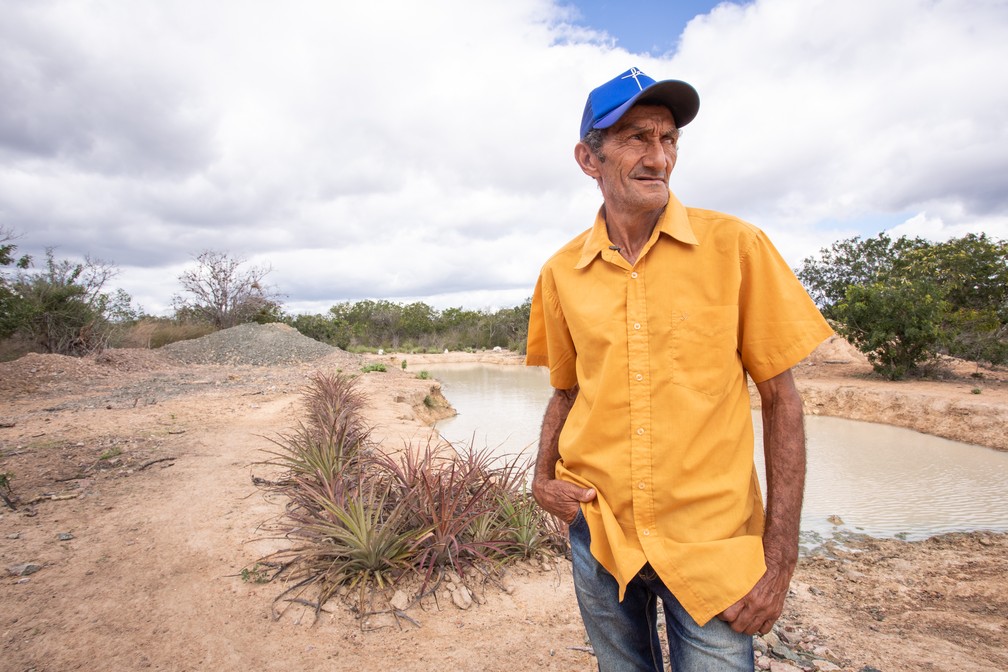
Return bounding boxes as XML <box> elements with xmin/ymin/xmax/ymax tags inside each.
<box><xmin>3</xmin><ymin>0</ymin><xmax>1006</xmax><ymax>316</ymax></box>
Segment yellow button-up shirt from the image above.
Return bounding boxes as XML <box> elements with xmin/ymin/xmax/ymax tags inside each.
<box><xmin>526</xmin><ymin>191</ymin><xmax>832</xmax><ymax>625</ymax></box>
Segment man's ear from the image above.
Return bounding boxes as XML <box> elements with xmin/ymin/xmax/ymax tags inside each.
<box><xmin>574</xmin><ymin>141</ymin><xmax>601</xmax><ymax>180</ymax></box>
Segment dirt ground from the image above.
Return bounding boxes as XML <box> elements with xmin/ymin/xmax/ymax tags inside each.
<box><xmin>1</xmin><ymin>328</ymin><xmax>1006</xmax><ymax>671</ymax></box>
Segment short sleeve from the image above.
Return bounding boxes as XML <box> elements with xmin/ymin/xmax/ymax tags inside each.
<box><xmin>525</xmin><ymin>269</ymin><xmax>578</xmax><ymax>389</ymax></box>
<box><xmin>737</xmin><ymin>230</ymin><xmax>833</xmax><ymax>383</ymax></box>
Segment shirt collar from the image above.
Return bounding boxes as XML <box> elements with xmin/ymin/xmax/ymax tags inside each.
<box><xmin>575</xmin><ymin>190</ymin><xmax>699</xmax><ymax>269</ymax></box>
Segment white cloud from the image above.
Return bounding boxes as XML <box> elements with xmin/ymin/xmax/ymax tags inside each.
<box><xmin>889</xmin><ymin>209</ymin><xmax>1008</xmax><ymax>243</ymax></box>
<box><xmin>671</xmin><ymin>0</ymin><xmax>1008</xmax><ymax>229</ymax></box>
<box><xmin>2</xmin><ymin>0</ymin><xmax>1006</xmax><ymax>316</ymax></box>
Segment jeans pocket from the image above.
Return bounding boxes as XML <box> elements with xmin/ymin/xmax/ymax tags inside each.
<box><xmin>567</xmin><ymin>506</ymin><xmax>585</xmax><ymax>526</ymax></box>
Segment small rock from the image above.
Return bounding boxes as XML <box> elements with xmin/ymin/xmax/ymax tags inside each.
<box><xmin>7</xmin><ymin>562</ymin><xmax>42</xmax><ymax>577</ymax></box>
<box><xmin>812</xmin><ymin>645</ymin><xmax>841</xmax><ymax>660</ymax></box>
<box><xmin>57</xmin><ymin>532</ymin><xmax>74</xmax><ymax>541</ymax></box>
<box><xmin>843</xmin><ymin>568</ymin><xmax>866</xmax><ymax>582</ymax></box>
<box><xmin>451</xmin><ymin>585</ymin><xmax>473</xmax><ymax>610</ymax></box>
<box><xmin>812</xmin><ymin>660</ymin><xmax>842</xmax><ymax>671</ymax></box>
<box><xmin>769</xmin><ymin>660</ymin><xmax>804</xmax><ymax>672</ymax></box>
<box><xmin>826</xmin><ymin>514</ymin><xmax>844</xmax><ymax>526</ymax></box>
<box><xmin>771</xmin><ymin>643</ymin><xmax>802</xmax><ymax>663</ymax></box>
<box><xmin>389</xmin><ymin>589</ymin><xmax>410</xmax><ymax>611</ymax></box>
<box><xmin>5</xmin><ymin>532</ymin><xmax>20</xmax><ymax>540</ymax></box>
<box><xmin>756</xmin><ymin>656</ymin><xmax>772</xmax><ymax>670</ymax></box>
<box><xmin>778</xmin><ymin>627</ymin><xmax>799</xmax><ymax>645</ymax></box>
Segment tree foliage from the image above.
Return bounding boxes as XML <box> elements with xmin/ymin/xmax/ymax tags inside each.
<box><xmin>0</xmin><ymin>227</ymin><xmax>32</xmax><ymax>339</ymax></box>
<box><xmin>832</xmin><ymin>280</ymin><xmax>945</xmax><ymax>380</ymax></box>
<box><xmin>11</xmin><ymin>249</ymin><xmax>137</xmax><ymax>355</ymax></box>
<box><xmin>798</xmin><ymin>232</ymin><xmax>1008</xmax><ymax>378</ymax></box>
<box><xmin>173</xmin><ymin>250</ymin><xmax>281</xmax><ymax>329</ymax></box>
<box><xmin>285</xmin><ymin>298</ymin><xmax>532</xmax><ymax>354</ymax></box>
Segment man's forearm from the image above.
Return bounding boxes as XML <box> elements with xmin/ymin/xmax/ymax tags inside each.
<box><xmin>534</xmin><ymin>386</ymin><xmax>578</xmax><ymax>483</ymax></box>
<box><xmin>531</xmin><ymin>385</ymin><xmax>593</xmax><ymax>522</ymax></box>
<box><xmin>756</xmin><ymin>370</ymin><xmax>807</xmax><ymax>570</ymax></box>
<box><xmin>718</xmin><ymin>369</ymin><xmax>806</xmax><ymax>635</ymax></box>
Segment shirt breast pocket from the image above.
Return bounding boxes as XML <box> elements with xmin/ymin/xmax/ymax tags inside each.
<box><xmin>668</xmin><ymin>305</ymin><xmax>740</xmax><ymax>396</ymax></box>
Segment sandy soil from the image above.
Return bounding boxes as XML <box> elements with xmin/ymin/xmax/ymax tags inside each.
<box><xmin>1</xmin><ymin>330</ymin><xmax>1006</xmax><ymax>671</ymax></box>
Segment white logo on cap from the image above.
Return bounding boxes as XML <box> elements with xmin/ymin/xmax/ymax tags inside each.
<box><xmin>622</xmin><ymin>67</ymin><xmax>646</xmax><ymax>91</ymax></box>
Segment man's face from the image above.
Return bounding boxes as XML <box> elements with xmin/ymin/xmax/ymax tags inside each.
<box><xmin>579</xmin><ymin>104</ymin><xmax>679</xmax><ymax>216</ymax></box>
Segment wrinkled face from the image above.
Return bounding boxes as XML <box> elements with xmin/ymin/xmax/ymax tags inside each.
<box><xmin>577</xmin><ymin>104</ymin><xmax>679</xmax><ymax>216</ymax></box>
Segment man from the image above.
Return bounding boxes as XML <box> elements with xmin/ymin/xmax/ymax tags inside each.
<box><xmin>525</xmin><ymin>67</ymin><xmax>833</xmax><ymax>671</ymax></box>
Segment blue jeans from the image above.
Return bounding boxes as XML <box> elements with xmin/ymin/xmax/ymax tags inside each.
<box><xmin>569</xmin><ymin>511</ymin><xmax>754</xmax><ymax>672</ymax></box>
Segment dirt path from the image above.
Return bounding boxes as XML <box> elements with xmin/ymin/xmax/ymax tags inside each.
<box><xmin>1</xmin><ymin>329</ymin><xmax>1006</xmax><ymax>671</ymax></box>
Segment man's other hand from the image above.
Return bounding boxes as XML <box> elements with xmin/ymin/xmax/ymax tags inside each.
<box><xmin>532</xmin><ymin>478</ymin><xmax>596</xmax><ymax>523</ymax></box>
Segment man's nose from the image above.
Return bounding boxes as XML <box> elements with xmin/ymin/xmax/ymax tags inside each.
<box><xmin>642</xmin><ymin>138</ymin><xmax>670</xmax><ymax>168</ymax></box>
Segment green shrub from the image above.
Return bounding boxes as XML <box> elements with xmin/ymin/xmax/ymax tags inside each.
<box><xmin>833</xmin><ymin>280</ymin><xmax>944</xmax><ymax>380</ymax></box>
<box><xmin>799</xmin><ymin>232</ymin><xmax>1008</xmax><ymax>375</ymax></box>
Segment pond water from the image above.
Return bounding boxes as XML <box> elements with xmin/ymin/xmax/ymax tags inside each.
<box><xmin>425</xmin><ymin>363</ymin><xmax>1008</xmax><ymax>541</ymax></box>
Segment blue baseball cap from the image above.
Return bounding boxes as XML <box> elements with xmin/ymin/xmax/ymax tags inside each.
<box><xmin>580</xmin><ymin>67</ymin><xmax>700</xmax><ymax>139</ymax></box>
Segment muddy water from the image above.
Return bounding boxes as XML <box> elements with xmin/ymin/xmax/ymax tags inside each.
<box><xmin>427</xmin><ymin>363</ymin><xmax>1008</xmax><ymax>540</ymax></box>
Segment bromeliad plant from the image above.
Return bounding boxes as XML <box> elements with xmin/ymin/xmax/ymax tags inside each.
<box><xmin>267</xmin><ymin>478</ymin><xmax>428</xmax><ymax>618</ymax></box>
<box><xmin>259</xmin><ymin>371</ymin><xmax>370</xmax><ymax>502</ymax></box>
<box><xmin>251</xmin><ymin>370</ymin><xmax>568</xmax><ymax>623</ymax></box>
<box><xmin>397</xmin><ymin>443</ymin><xmax>507</xmax><ymax>589</ymax></box>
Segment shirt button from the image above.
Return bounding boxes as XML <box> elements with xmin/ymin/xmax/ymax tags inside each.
<box><xmin>631</xmin><ymin>271</ymin><xmax>638</xmax><ymax>279</ymax></box>
<box><xmin>638</xmin><ymin>481</ymin><xmax>646</xmax><ymax>490</ymax></box>
<box><xmin>636</xmin><ymin>427</ymin><xmax>645</xmax><ymax>436</ymax></box>
<box><xmin>633</xmin><ymin>322</ymin><xmax>641</xmax><ymax>330</ymax></box>
<box><xmin>642</xmin><ymin>529</ymin><xmax>650</xmax><ymax>536</ymax></box>
<box><xmin>635</xmin><ymin>373</ymin><xmax>643</xmax><ymax>381</ymax></box>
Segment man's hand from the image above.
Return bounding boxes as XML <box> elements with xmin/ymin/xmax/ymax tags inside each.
<box><xmin>717</xmin><ymin>556</ymin><xmax>793</xmax><ymax>635</ymax></box>
<box><xmin>531</xmin><ymin>385</ymin><xmax>593</xmax><ymax>523</ymax></box>
<box><xmin>532</xmin><ymin>478</ymin><xmax>596</xmax><ymax>523</ymax></box>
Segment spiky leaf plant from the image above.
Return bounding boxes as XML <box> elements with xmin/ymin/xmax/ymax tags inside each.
<box><xmin>495</xmin><ymin>490</ymin><xmax>548</xmax><ymax>559</ymax></box>
<box><xmin>258</xmin><ymin>371</ymin><xmax>371</xmax><ymax>501</ymax></box>
<box><xmin>269</xmin><ymin>480</ymin><xmax>428</xmax><ymax>619</ymax></box>
<box><xmin>251</xmin><ymin>370</ymin><xmax>569</xmax><ymax>621</ymax></box>
<box><xmin>399</xmin><ymin>443</ymin><xmax>515</xmax><ymax>588</ymax></box>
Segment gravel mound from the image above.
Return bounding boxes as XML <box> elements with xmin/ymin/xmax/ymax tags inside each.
<box><xmin>161</xmin><ymin>322</ymin><xmax>340</xmax><ymax>366</ymax></box>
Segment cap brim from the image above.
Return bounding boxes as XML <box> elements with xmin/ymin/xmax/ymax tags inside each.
<box><xmin>594</xmin><ymin>79</ymin><xmax>700</xmax><ymax>130</ymax></box>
